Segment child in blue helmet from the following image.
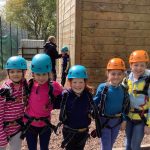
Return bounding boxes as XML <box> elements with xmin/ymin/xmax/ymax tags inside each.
<box><xmin>59</xmin><ymin>65</ymin><xmax>101</xmax><ymax>150</ymax></box>
<box><xmin>23</xmin><ymin>54</ymin><xmax>63</xmax><ymax>150</ymax></box>
<box><xmin>94</xmin><ymin>58</ymin><xmax>130</xmax><ymax>150</ymax></box>
<box><xmin>0</xmin><ymin>56</ymin><xmax>28</xmax><ymax>150</ymax></box>
<box><xmin>61</xmin><ymin>46</ymin><xmax>70</xmax><ymax>86</ymax></box>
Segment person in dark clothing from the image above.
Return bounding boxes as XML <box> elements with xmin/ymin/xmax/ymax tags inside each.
<box><xmin>44</xmin><ymin>36</ymin><xmax>62</xmax><ymax>81</ymax></box>
<box><xmin>61</xmin><ymin>46</ymin><xmax>70</xmax><ymax>86</ymax></box>
<box><xmin>59</xmin><ymin>65</ymin><xmax>101</xmax><ymax>150</ymax></box>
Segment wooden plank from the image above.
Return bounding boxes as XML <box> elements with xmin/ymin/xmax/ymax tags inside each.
<box><xmin>82</xmin><ymin>36</ymin><xmax>150</xmax><ymax>46</ymax></box>
<box><xmin>81</xmin><ymin>53</ymin><xmax>129</xmax><ymax>69</ymax></box>
<box><xmin>82</xmin><ymin>20</ymin><xmax>150</xmax><ymax>30</ymax></box>
<box><xmin>62</xmin><ymin>21</ymin><xmax>75</xmax><ymax>32</ymax></box>
<box><xmin>81</xmin><ymin>52</ymin><xmax>101</xmax><ymax>60</ymax></box>
<box><xmin>75</xmin><ymin>0</ymin><xmax>82</xmax><ymax>64</ymax></box>
<box><xmin>82</xmin><ymin>11</ymin><xmax>150</xmax><ymax>22</ymax></box>
<box><xmin>82</xmin><ymin>1</ymin><xmax>150</xmax><ymax>14</ymax></box>
<box><xmin>82</xmin><ymin>36</ymin><xmax>124</xmax><ymax>45</ymax></box>
<box><xmin>64</xmin><ymin>8</ymin><xmax>75</xmax><ymax>20</ymax></box>
<box><xmin>81</xmin><ymin>44</ymin><xmax>149</xmax><ymax>54</ymax></box>
<box><xmin>81</xmin><ymin>59</ymin><xmax>106</xmax><ymax>68</ymax></box>
<box><xmin>82</xmin><ymin>0</ymin><xmax>150</xmax><ymax>6</ymax></box>
<box><xmin>82</xmin><ymin>44</ymin><xmax>127</xmax><ymax>53</ymax></box>
<box><xmin>82</xmin><ymin>28</ymin><xmax>150</xmax><ymax>38</ymax></box>
<box><xmin>125</xmin><ymin>37</ymin><xmax>146</xmax><ymax>45</ymax></box>
<box><xmin>61</xmin><ymin>37</ymin><xmax>74</xmax><ymax>45</ymax></box>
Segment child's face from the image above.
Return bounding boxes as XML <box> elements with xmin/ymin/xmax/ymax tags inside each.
<box><xmin>61</xmin><ymin>51</ymin><xmax>68</xmax><ymax>56</ymax></box>
<box><xmin>130</xmin><ymin>62</ymin><xmax>146</xmax><ymax>78</ymax></box>
<box><xmin>9</xmin><ymin>69</ymin><xmax>23</xmax><ymax>83</ymax></box>
<box><xmin>107</xmin><ymin>70</ymin><xmax>124</xmax><ymax>86</ymax></box>
<box><xmin>33</xmin><ymin>73</ymin><xmax>49</xmax><ymax>85</ymax></box>
<box><xmin>70</xmin><ymin>78</ymin><xmax>85</xmax><ymax>94</ymax></box>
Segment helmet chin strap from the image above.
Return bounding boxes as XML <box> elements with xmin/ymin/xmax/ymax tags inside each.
<box><xmin>73</xmin><ymin>89</ymin><xmax>84</xmax><ymax>96</ymax></box>
<box><xmin>12</xmin><ymin>80</ymin><xmax>21</xmax><ymax>84</ymax></box>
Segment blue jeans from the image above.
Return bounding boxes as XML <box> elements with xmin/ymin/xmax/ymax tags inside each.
<box><xmin>125</xmin><ymin>120</ymin><xmax>145</xmax><ymax>150</ymax></box>
<box><xmin>26</xmin><ymin>125</ymin><xmax>51</xmax><ymax>150</ymax></box>
<box><xmin>100</xmin><ymin>117</ymin><xmax>121</xmax><ymax>150</ymax></box>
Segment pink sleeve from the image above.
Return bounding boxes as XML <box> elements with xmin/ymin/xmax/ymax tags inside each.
<box><xmin>0</xmin><ymin>96</ymin><xmax>8</xmax><ymax>147</ymax></box>
<box><xmin>52</xmin><ymin>81</ymin><xmax>63</xmax><ymax>97</ymax></box>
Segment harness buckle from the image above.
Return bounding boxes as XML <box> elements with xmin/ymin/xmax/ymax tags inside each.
<box><xmin>133</xmin><ymin>90</ymin><xmax>137</xmax><ymax>94</ymax></box>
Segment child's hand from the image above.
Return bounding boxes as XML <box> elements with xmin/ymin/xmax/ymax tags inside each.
<box><xmin>144</xmin><ymin>126</ymin><xmax>150</xmax><ymax>134</ymax></box>
<box><xmin>120</xmin><ymin>121</ymin><xmax>126</xmax><ymax>130</ymax></box>
<box><xmin>16</xmin><ymin>97</ymin><xmax>23</xmax><ymax>103</ymax></box>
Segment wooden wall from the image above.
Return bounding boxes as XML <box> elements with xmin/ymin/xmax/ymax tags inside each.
<box><xmin>57</xmin><ymin>0</ymin><xmax>76</xmax><ymax>65</ymax></box>
<box><xmin>58</xmin><ymin>0</ymin><xmax>150</xmax><ymax>87</ymax></box>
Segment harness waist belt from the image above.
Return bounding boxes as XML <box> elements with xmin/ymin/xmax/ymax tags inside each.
<box><xmin>24</xmin><ymin>114</ymin><xmax>49</xmax><ymax>122</ymax></box>
<box><xmin>4</xmin><ymin>118</ymin><xmax>23</xmax><ymax>127</ymax></box>
<box><xmin>64</xmin><ymin>125</ymin><xmax>88</xmax><ymax>132</ymax></box>
<box><xmin>130</xmin><ymin>109</ymin><xmax>148</xmax><ymax>114</ymax></box>
<box><xmin>101</xmin><ymin>113</ymin><xmax>122</xmax><ymax>119</ymax></box>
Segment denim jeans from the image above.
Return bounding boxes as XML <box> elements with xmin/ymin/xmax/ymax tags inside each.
<box><xmin>100</xmin><ymin>117</ymin><xmax>121</xmax><ymax>150</ymax></box>
<box><xmin>125</xmin><ymin>120</ymin><xmax>145</xmax><ymax>150</ymax></box>
<box><xmin>26</xmin><ymin>125</ymin><xmax>51</xmax><ymax>150</ymax></box>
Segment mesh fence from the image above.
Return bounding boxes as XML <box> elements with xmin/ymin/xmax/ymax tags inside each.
<box><xmin>0</xmin><ymin>17</ymin><xmax>28</xmax><ymax>69</ymax></box>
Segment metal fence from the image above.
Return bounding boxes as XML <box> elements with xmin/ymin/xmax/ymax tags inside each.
<box><xmin>0</xmin><ymin>16</ymin><xmax>28</xmax><ymax>69</ymax></box>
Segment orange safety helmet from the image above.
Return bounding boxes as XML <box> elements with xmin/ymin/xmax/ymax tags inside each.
<box><xmin>129</xmin><ymin>50</ymin><xmax>149</xmax><ymax>63</ymax></box>
<box><xmin>107</xmin><ymin>58</ymin><xmax>126</xmax><ymax>70</ymax></box>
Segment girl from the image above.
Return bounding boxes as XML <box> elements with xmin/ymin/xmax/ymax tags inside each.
<box><xmin>94</xmin><ymin>58</ymin><xmax>129</xmax><ymax>150</ymax></box>
<box><xmin>24</xmin><ymin>53</ymin><xmax>63</xmax><ymax>150</ymax></box>
<box><xmin>0</xmin><ymin>56</ymin><xmax>28</xmax><ymax>150</ymax></box>
<box><xmin>59</xmin><ymin>65</ymin><xmax>100</xmax><ymax>150</ymax></box>
<box><xmin>60</xmin><ymin>46</ymin><xmax>70</xmax><ymax>86</ymax></box>
<box><xmin>125</xmin><ymin>50</ymin><xmax>150</xmax><ymax>150</ymax></box>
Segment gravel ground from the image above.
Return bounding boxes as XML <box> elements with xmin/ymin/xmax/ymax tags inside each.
<box><xmin>21</xmin><ymin>110</ymin><xmax>150</xmax><ymax>150</ymax></box>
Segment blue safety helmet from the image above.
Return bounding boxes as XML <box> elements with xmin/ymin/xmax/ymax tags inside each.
<box><xmin>67</xmin><ymin>65</ymin><xmax>88</xmax><ymax>79</ymax></box>
<box><xmin>61</xmin><ymin>46</ymin><xmax>69</xmax><ymax>52</ymax></box>
<box><xmin>5</xmin><ymin>56</ymin><xmax>27</xmax><ymax>70</ymax></box>
<box><xmin>31</xmin><ymin>54</ymin><xmax>52</xmax><ymax>73</ymax></box>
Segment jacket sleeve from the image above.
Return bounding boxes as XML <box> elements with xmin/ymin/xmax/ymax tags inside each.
<box><xmin>0</xmin><ymin>96</ymin><xmax>8</xmax><ymax>147</ymax></box>
<box><xmin>52</xmin><ymin>81</ymin><xmax>63</xmax><ymax>109</ymax></box>
<box><xmin>44</xmin><ymin>43</ymin><xmax>62</xmax><ymax>59</ymax></box>
<box><xmin>93</xmin><ymin>84</ymin><xmax>104</xmax><ymax>106</ymax></box>
<box><xmin>146</xmin><ymin>84</ymin><xmax>150</xmax><ymax>127</ymax></box>
<box><xmin>53</xmin><ymin>48</ymin><xmax>62</xmax><ymax>59</ymax></box>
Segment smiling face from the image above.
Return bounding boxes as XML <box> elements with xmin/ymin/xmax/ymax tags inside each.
<box><xmin>33</xmin><ymin>73</ymin><xmax>49</xmax><ymax>85</ymax></box>
<box><xmin>9</xmin><ymin>69</ymin><xmax>23</xmax><ymax>83</ymax></box>
<box><xmin>107</xmin><ymin>70</ymin><xmax>124</xmax><ymax>86</ymax></box>
<box><xmin>70</xmin><ymin>78</ymin><xmax>86</xmax><ymax>94</ymax></box>
<box><xmin>130</xmin><ymin>62</ymin><xmax>147</xmax><ymax>79</ymax></box>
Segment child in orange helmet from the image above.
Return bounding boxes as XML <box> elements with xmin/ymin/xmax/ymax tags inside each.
<box><xmin>125</xmin><ymin>50</ymin><xmax>150</xmax><ymax>150</ymax></box>
<box><xmin>94</xmin><ymin>58</ymin><xmax>130</xmax><ymax>150</ymax></box>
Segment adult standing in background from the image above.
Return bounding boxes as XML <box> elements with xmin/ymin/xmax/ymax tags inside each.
<box><xmin>44</xmin><ymin>36</ymin><xmax>62</xmax><ymax>81</ymax></box>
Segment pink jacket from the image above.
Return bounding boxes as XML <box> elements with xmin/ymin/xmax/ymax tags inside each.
<box><xmin>24</xmin><ymin>80</ymin><xmax>63</xmax><ymax>127</ymax></box>
<box><xmin>0</xmin><ymin>79</ymin><xmax>26</xmax><ymax>147</ymax></box>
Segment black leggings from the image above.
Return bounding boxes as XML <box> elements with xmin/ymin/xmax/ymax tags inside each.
<box><xmin>62</xmin><ymin>127</ymin><xmax>89</xmax><ymax>150</ymax></box>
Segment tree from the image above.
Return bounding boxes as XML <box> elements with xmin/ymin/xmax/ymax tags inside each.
<box><xmin>5</xmin><ymin>0</ymin><xmax>56</xmax><ymax>40</ymax></box>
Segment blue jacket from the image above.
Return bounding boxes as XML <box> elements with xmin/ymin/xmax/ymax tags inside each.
<box><xmin>94</xmin><ymin>83</ymin><xmax>125</xmax><ymax>116</ymax></box>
